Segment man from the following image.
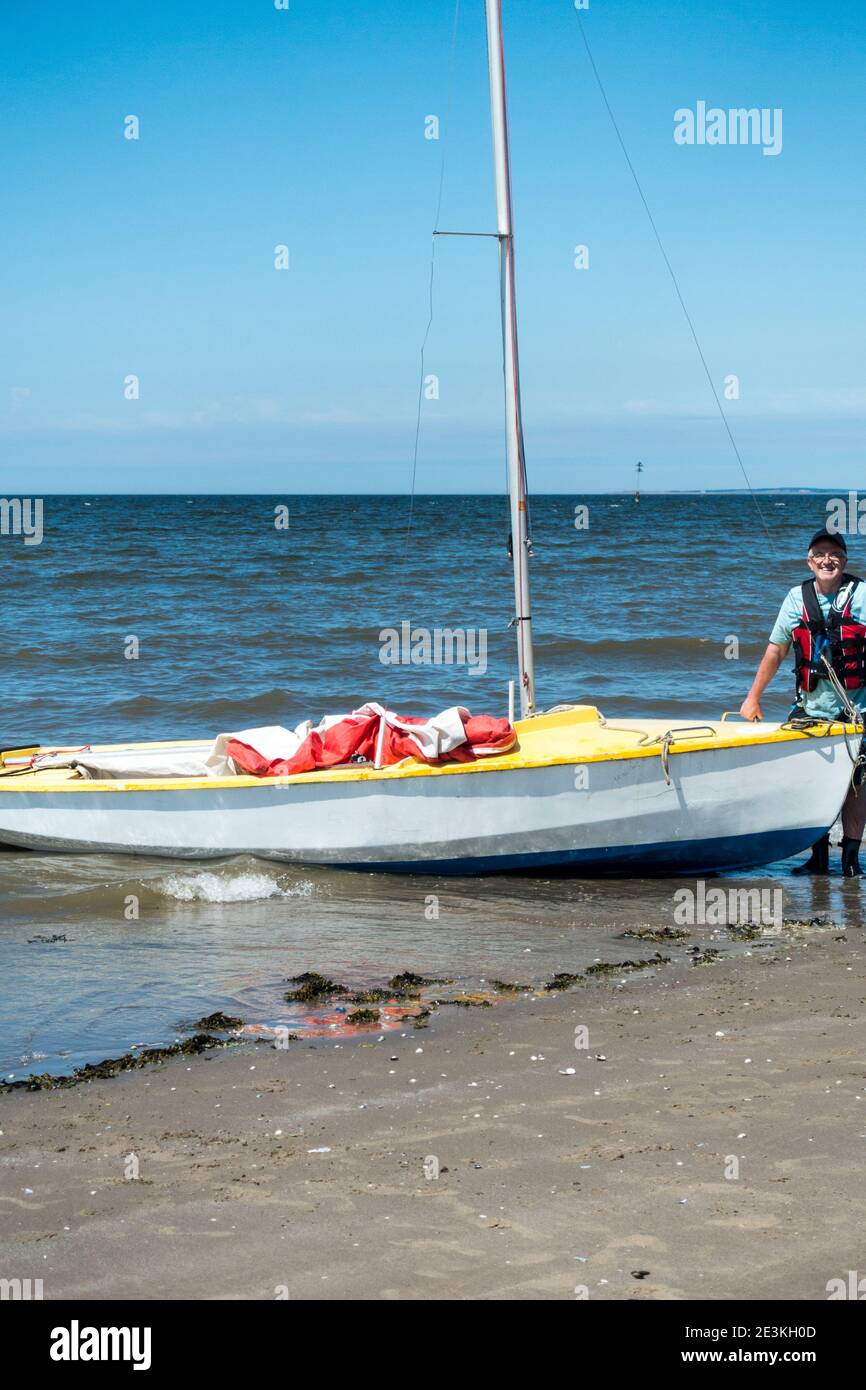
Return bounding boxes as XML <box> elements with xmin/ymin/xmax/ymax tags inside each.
<box><xmin>740</xmin><ymin>527</ymin><xmax>866</xmax><ymax>876</ymax></box>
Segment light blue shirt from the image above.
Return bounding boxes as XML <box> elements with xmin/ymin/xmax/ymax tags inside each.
<box><xmin>770</xmin><ymin>577</ymin><xmax>866</xmax><ymax>719</ymax></box>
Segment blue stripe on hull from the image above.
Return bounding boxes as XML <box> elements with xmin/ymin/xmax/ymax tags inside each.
<box><xmin>345</xmin><ymin>826</ymin><xmax>828</xmax><ymax>877</ymax></box>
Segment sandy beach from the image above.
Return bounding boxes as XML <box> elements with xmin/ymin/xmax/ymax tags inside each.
<box><xmin>2</xmin><ymin>929</ymin><xmax>865</xmax><ymax>1302</ymax></box>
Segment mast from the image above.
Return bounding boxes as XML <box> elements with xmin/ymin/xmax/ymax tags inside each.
<box><xmin>485</xmin><ymin>0</ymin><xmax>535</xmax><ymax>717</ymax></box>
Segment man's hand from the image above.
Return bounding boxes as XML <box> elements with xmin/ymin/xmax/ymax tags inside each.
<box><xmin>740</xmin><ymin>641</ymin><xmax>788</xmax><ymax>723</ymax></box>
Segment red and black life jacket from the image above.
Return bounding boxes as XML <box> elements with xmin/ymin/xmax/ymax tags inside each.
<box><xmin>792</xmin><ymin>574</ymin><xmax>866</xmax><ymax>693</ymax></box>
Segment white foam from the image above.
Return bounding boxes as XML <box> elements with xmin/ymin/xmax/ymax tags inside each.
<box><xmin>156</xmin><ymin>872</ymin><xmax>313</xmax><ymax>903</ymax></box>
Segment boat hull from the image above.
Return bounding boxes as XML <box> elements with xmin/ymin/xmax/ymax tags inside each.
<box><xmin>0</xmin><ymin>729</ymin><xmax>852</xmax><ymax>875</ymax></box>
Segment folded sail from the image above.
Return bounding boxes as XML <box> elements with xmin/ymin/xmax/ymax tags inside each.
<box><xmin>24</xmin><ymin>706</ymin><xmax>516</xmax><ymax>780</ymax></box>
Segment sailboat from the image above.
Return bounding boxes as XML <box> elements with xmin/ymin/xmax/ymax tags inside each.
<box><xmin>0</xmin><ymin>1</ymin><xmax>855</xmax><ymax>874</ymax></box>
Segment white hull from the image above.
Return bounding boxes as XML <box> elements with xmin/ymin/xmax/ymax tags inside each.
<box><xmin>0</xmin><ymin>716</ymin><xmax>854</xmax><ymax>875</ymax></box>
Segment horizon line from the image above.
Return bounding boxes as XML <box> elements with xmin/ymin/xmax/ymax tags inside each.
<box><xmin>0</xmin><ymin>488</ymin><xmax>848</xmax><ymax>499</ymax></box>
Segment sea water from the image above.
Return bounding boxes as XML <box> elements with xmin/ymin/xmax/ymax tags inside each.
<box><xmin>0</xmin><ymin>493</ymin><xmax>858</xmax><ymax>1077</ymax></box>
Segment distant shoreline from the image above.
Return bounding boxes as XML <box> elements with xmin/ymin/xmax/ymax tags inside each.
<box><xmin>1</xmin><ymin>489</ymin><xmax>847</xmax><ymax>498</ymax></box>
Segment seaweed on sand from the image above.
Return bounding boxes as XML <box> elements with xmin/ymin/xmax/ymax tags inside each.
<box><xmin>783</xmin><ymin>915</ymin><xmax>839</xmax><ymax>930</ymax></box>
<box><xmin>490</xmin><ymin>979</ymin><xmax>533</xmax><ymax>993</ymax></box>
<box><xmin>620</xmin><ymin>927</ymin><xmax>690</xmax><ymax>943</ymax></box>
<box><xmin>689</xmin><ymin>947</ymin><xmax>721</xmax><ymax>967</ymax></box>
<box><xmin>2</xmin><ymin>1033</ymin><xmax>236</xmax><ymax>1093</ymax></box>
<box><xmin>346</xmin><ymin>1007</ymin><xmax>380</xmax><ymax>1026</ymax></box>
<box><xmin>388</xmin><ymin>971</ymin><xmax>453</xmax><ymax>991</ymax></box>
<box><xmin>585</xmin><ymin>954</ymin><xmax>671</xmax><ymax>976</ymax></box>
<box><xmin>188</xmin><ymin>1011</ymin><xmax>244</xmax><ymax>1032</ymax></box>
<box><xmin>432</xmin><ymin>993</ymin><xmax>492</xmax><ymax>1008</ymax></box>
<box><xmin>544</xmin><ymin>972</ymin><xmax>585</xmax><ymax>992</ymax></box>
<box><xmin>348</xmin><ymin>987</ymin><xmax>408</xmax><ymax>1004</ymax></box>
<box><xmin>284</xmin><ymin>972</ymin><xmax>348</xmax><ymax>1002</ymax></box>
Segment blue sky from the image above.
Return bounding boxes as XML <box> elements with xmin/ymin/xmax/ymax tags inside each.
<box><xmin>2</xmin><ymin>0</ymin><xmax>865</xmax><ymax>493</ymax></box>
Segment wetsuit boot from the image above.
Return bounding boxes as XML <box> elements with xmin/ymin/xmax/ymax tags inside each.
<box><xmin>841</xmin><ymin>837</ymin><xmax>864</xmax><ymax>877</ymax></box>
<box><xmin>791</xmin><ymin>833</ymin><xmax>830</xmax><ymax>875</ymax></box>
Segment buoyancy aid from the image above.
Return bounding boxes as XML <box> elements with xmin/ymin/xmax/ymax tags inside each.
<box><xmin>792</xmin><ymin>574</ymin><xmax>866</xmax><ymax>693</ymax></box>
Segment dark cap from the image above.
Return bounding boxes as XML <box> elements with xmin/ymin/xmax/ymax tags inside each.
<box><xmin>809</xmin><ymin>527</ymin><xmax>847</xmax><ymax>554</ymax></box>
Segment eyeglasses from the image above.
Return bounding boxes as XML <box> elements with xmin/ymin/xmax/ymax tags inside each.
<box><xmin>809</xmin><ymin>551</ymin><xmax>845</xmax><ymax>562</ymax></box>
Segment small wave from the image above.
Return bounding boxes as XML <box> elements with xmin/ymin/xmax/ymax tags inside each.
<box><xmin>51</xmin><ymin>567</ymin><xmax>130</xmax><ymax>588</ymax></box>
<box><xmin>155</xmin><ymin>871</ymin><xmax>314</xmax><ymax>903</ymax></box>
<box><xmin>538</xmin><ymin>634</ymin><xmax>714</xmax><ymax>659</ymax></box>
<box><xmin>106</xmin><ymin>687</ymin><xmax>294</xmax><ymax>722</ymax></box>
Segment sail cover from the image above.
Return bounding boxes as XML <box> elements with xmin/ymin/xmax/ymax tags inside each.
<box><xmin>34</xmin><ymin>705</ymin><xmax>516</xmax><ymax>780</ymax></box>
<box><xmin>211</xmin><ymin>703</ymin><xmax>516</xmax><ymax>777</ymax></box>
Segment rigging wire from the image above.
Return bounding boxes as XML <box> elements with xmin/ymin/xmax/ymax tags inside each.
<box><xmin>574</xmin><ymin>12</ymin><xmax>777</xmax><ymax>554</ymax></box>
<box><xmin>405</xmin><ymin>0</ymin><xmax>462</xmax><ymax>554</ymax></box>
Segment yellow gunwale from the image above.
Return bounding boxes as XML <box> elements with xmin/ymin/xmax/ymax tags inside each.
<box><xmin>0</xmin><ymin>708</ymin><xmax>856</xmax><ymax>794</ymax></box>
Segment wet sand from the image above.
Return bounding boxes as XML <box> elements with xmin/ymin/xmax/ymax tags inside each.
<box><xmin>2</xmin><ymin>932</ymin><xmax>865</xmax><ymax>1301</ymax></box>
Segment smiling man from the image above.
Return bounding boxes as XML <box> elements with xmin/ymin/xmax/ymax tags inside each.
<box><xmin>740</xmin><ymin>528</ymin><xmax>866</xmax><ymax>876</ymax></box>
